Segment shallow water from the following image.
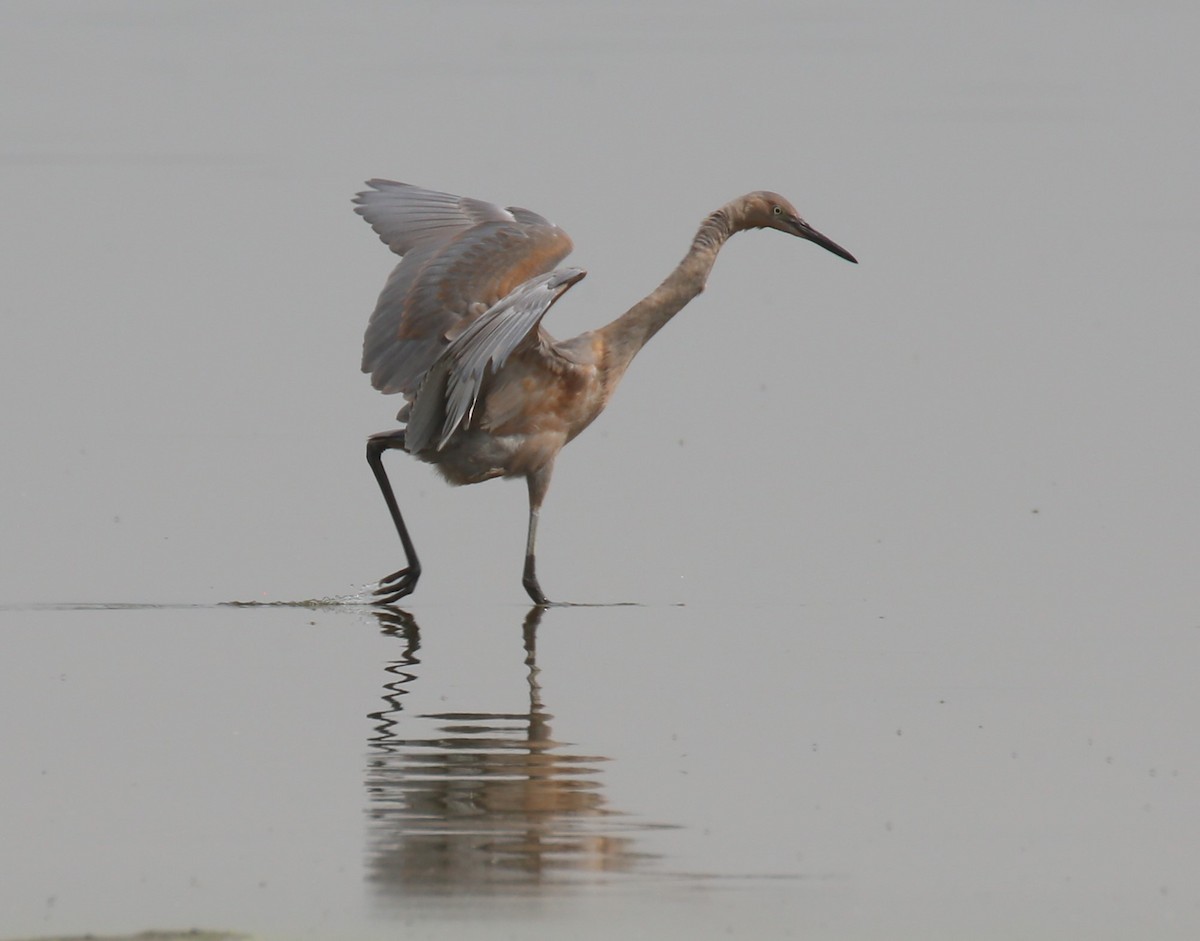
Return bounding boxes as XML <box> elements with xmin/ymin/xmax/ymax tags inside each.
<box><xmin>4</xmin><ymin>1</ymin><xmax>1200</xmax><ymax>938</ymax></box>
<box><xmin>3</xmin><ymin>599</ymin><xmax>1197</xmax><ymax>939</ymax></box>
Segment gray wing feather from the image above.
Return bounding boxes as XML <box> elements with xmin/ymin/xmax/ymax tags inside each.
<box><xmin>404</xmin><ymin>268</ymin><xmax>586</xmax><ymax>454</ymax></box>
<box><xmin>354</xmin><ymin>181</ymin><xmax>514</xmax><ymax>254</ymax></box>
<box><xmin>354</xmin><ymin>180</ymin><xmax>574</xmax><ymax>397</ymax></box>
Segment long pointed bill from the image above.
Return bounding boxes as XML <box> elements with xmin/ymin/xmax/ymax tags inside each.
<box><xmin>793</xmin><ymin>219</ymin><xmax>858</xmax><ymax>264</ymax></box>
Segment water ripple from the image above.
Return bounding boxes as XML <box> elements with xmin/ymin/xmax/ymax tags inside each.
<box><xmin>364</xmin><ymin>607</ymin><xmax>669</xmax><ymax>899</ymax></box>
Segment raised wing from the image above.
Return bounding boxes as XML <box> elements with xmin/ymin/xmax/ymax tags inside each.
<box><xmin>355</xmin><ymin>180</ymin><xmax>574</xmax><ymax>395</ymax></box>
<box><xmin>404</xmin><ymin>268</ymin><xmax>587</xmax><ymax>454</ymax></box>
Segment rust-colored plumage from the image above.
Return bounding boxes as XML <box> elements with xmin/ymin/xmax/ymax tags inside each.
<box><xmin>355</xmin><ymin>180</ymin><xmax>856</xmax><ymax>604</ymax></box>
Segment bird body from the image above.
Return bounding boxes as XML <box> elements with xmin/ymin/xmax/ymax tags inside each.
<box><xmin>355</xmin><ymin>180</ymin><xmax>856</xmax><ymax>604</ymax></box>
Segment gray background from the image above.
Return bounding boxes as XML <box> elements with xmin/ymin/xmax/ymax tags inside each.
<box><xmin>2</xmin><ymin>2</ymin><xmax>1198</xmax><ymax>939</ymax></box>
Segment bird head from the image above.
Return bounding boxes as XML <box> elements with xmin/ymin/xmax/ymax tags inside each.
<box><xmin>744</xmin><ymin>191</ymin><xmax>858</xmax><ymax>264</ymax></box>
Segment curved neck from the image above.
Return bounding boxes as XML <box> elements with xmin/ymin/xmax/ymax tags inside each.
<box><xmin>596</xmin><ymin>204</ymin><xmax>738</xmax><ymax>381</ymax></box>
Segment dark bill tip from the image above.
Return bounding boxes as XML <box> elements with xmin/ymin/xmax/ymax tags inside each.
<box><xmin>793</xmin><ymin>219</ymin><xmax>858</xmax><ymax>264</ymax></box>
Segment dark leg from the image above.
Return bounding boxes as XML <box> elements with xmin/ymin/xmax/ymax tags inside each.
<box><xmin>521</xmin><ymin>465</ymin><xmax>554</xmax><ymax>606</ymax></box>
<box><xmin>366</xmin><ymin>431</ymin><xmax>421</xmax><ymax>605</ymax></box>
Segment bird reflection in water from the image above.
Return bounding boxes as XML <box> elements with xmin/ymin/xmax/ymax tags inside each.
<box><xmin>365</xmin><ymin>607</ymin><xmax>659</xmax><ymax>898</ymax></box>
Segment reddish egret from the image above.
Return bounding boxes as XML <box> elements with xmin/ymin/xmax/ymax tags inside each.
<box><xmin>355</xmin><ymin>180</ymin><xmax>856</xmax><ymax>605</ymax></box>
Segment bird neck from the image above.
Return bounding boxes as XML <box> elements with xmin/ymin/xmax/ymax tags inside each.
<box><xmin>596</xmin><ymin>204</ymin><xmax>738</xmax><ymax>382</ymax></box>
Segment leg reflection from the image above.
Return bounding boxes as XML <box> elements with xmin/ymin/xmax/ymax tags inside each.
<box><xmin>365</xmin><ymin>606</ymin><xmax>660</xmax><ymax>899</ymax></box>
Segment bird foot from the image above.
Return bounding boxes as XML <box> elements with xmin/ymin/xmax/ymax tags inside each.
<box><xmin>372</xmin><ymin>566</ymin><xmax>420</xmax><ymax>606</ymax></box>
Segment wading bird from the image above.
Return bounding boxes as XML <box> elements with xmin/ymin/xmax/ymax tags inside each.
<box><xmin>355</xmin><ymin>180</ymin><xmax>856</xmax><ymax>605</ymax></box>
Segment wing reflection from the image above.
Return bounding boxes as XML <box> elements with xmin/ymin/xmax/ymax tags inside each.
<box><xmin>365</xmin><ymin>607</ymin><xmax>658</xmax><ymax>898</ymax></box>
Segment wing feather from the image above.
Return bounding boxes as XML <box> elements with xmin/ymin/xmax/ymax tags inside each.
<box><xmin>354</xmin><ymin>180</ymin><xmax>574</xmax><ymax>395</ymax></box>
<box><xmin>404</xmin><ymin>268</ymin><xmax>586</xmax><ymax>454</ymax></box>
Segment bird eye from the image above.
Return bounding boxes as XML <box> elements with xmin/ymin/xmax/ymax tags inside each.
<box><xmin>772</xmin><ymin>205</ymin><xmax>782</xmax><ymax>215</ymax></box>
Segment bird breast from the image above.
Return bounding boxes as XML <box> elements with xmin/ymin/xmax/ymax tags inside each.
<box><xmin>413</xmin><ymin>344</ymin><xmax>609</xmax><ymax>486</ymax></box>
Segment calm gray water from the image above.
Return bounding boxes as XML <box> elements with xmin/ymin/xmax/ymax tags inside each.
<box><xmin>3</xmin><ymin>2</ymin><xmax>1199</xmax><ymax>938</ymax></box>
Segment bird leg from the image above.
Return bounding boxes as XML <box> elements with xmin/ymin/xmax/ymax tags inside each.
<box><xmin>366</xmin><ymin>431</ymin><xmax>421</xmax><ymax>605</ymax></box>
<box><xmin>522</xmin><ymin>506</ymin><xmax>548</xmax><ymax>606</ymax></box>
<box><xmin>521</xmin><ymin>465</ymin><xmax>557</xmax><ymax>605</ymax></box>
